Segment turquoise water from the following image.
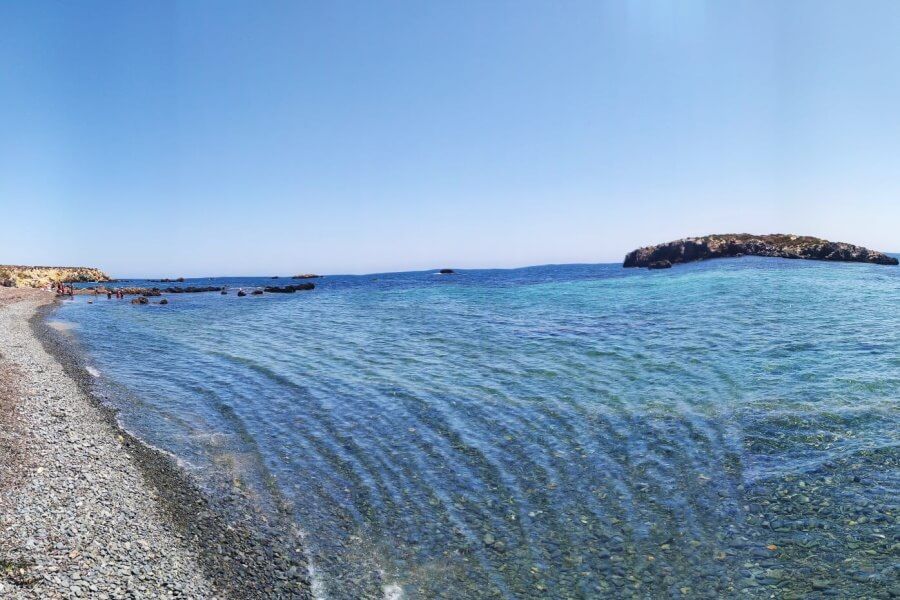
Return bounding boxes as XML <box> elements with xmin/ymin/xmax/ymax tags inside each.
<box><xmin>59</xmin><ymin>258</ymin><xmax>899</xmax><ymax>598</ymax></box>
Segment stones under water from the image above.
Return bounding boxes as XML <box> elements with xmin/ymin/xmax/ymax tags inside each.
<box><xmin>59</xmin><ymin>261</ymin><xmax>900</xmax><ymax>598</ymax></box>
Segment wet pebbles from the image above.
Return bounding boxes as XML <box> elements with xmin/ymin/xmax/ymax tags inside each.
<box><xmin>0</xmin><ymin>292</ymin><xmax>311</xmax><ymax>599</ymax></box>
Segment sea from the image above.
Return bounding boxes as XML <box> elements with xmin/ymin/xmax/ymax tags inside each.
<box><xmin>57</xmin><ymin>257</ymin><xmax>899</xmax><ymax>599</ymax></box>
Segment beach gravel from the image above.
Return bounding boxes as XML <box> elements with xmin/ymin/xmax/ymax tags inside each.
<box><xmin>0</xmin><ymin>289</ymin><xmax>216</xmax><ymax>599</ymax></box>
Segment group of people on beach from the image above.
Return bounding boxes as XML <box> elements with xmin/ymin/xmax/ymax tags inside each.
<box><xmin>50</xmin><ymin>282</ymin><xmax>127</xmax><ymax>299</ymax></box>
<box><xmin>53</xmin><ymin>282</ymin><xmax>74</xmax><ymax>296</ymax></box>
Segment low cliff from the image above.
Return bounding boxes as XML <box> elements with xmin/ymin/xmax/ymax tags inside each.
<box><xmin>0</xmin><ymin>265</ymin><xmax>111</xmax><ymax>288</ymax></box>
<box><xmin>624</xmin><ymin>234</ymin><xmax>898</xmax><ymax>269</ymax></box>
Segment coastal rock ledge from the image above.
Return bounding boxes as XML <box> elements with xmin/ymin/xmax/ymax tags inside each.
<box><xmin>0</xmin><ymin>265</ymin><xmax>111</xmax><ymax>288</ymax></box>
<box><xmin>623</xmin><ymin>234</ymin><xmax>898</xmax><ymax>268</ymax></box>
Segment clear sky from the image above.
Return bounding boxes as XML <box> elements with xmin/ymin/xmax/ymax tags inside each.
<box><xmin>2</xmin><ymin>1</ymin><xmax>899</xmax><ymax>276</ymax></box>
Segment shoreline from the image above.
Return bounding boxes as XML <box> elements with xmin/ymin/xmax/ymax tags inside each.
<box><xmin>0</xmin><ymin>289</ymin><xmax>311</xmax><ymax>598</ymax></box>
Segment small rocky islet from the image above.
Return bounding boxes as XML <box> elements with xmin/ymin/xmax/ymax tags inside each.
<box><xmin>624</xmin><ymin>234</ymin><xmax>899</xmax><ymax>269</ymax></box>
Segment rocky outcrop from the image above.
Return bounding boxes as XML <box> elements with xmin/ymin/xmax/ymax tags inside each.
<box><xmin>164</xmin><ymin>286</ymin><xmax>222</xmax><ymax>294</ymax></box>
<box><xmin>624</xmin><ymin>234</ymin><xmax>898</xmax><ymax>268</ymax></box>
<box><xmin>0</xmin><ymin>266</ymin><xmax>110</xmax><ymax>288</ymax></box>
<box><xmin>439</xmin><ymin>269</ymin><xmax>455</xmax><ymax>274</ymax></box>
<box><xmin>263</xmin><ymin>283</ymin><xmax>315</xmax><ymax>293</ymax></box>
<box><xmin>78</xmin><ymin>286</ymin><xmax>223</xmax><ymax>296</ymax></box>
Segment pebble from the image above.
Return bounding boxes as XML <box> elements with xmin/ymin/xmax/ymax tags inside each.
<box><xmin>0</xmin><ymin>295</ymin><xmax>214</xmax><ymax>599</ymax></box>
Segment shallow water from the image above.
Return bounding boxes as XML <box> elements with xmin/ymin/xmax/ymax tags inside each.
<box><xmin>61</xmin><ymin>259</ymin><xmax>899</xmax><ymax>598</ymax></box>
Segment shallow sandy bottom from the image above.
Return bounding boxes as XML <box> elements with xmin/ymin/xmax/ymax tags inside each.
<box><xmin>46</xmin><ymin>320</ymin><xmax>79</xmax><ymax>332</ymax></box>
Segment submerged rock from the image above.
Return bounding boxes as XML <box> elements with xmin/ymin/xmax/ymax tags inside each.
<box><xmin>251</xmin><ymin>290</ymin><xmax>264</xmax><ymax>295</ymax></box>
<box><xmin>159</xmin><ymin>298</ymin><xmax>169</xmax><ymax>305</ymax></box>
<box><xmin>624</xmin><ymin>234</ymin><xmax>899</xmax><ymax>268</ymax></box>
<box><xmin>131</xmin><ymin>296</ymin><xmax>149</xmax><ymax>305</ymax></box>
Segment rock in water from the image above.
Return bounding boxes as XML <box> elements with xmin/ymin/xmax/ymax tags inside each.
<box><xmin>100</xmin><ymin>287</ymin><xmax>223</xmax><ymax>296</ymax></box>
<box><xmin>263</xmin><ymin>283</ymin><xmax>315</xmax><ymax>293</ymax></box>
<box><xmin>623</xmin><ymin>234</ymin><xmax>898</xmax><ymax>268</ymax></box>
<box><xmin>237</xmin><ymin>290</ymin><xmax>247</xmax><ymax>297</ymax></box>
<box><xmin>164</xmin><ymin>286</ymin><xmax>222</xmax><ymax>294</ymax></box>
<box><xmin>131</xmin><ymin>296</ymin><xmax>149</xmax><ymax>305</ymax></box>
<box><xmin>439</xmin><ymin>269</ymin><xmax>455</xmax><ymax>274</ymax></box>
<box><xmin>159</xmin><ymin>298</ymin><xmax>169</xmax><ymax>305</ymax></box>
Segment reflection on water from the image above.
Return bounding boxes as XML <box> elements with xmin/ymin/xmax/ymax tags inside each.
<box><xmin>61</xmin><ymin>259</ymin><xmax>899</xmax><ymax>598</ymax></box>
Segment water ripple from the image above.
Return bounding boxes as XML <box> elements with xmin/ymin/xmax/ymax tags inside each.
<box><xmin>62</xmin><ymin>259</ymin><xmax>900</xmax><ymax>598</ymax></box>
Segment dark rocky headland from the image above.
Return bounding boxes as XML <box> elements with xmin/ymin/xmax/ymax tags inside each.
<box><xmin>624</xmin><ymin>234</ymin><xmax>899</xmax><ymax>269</ymax></box>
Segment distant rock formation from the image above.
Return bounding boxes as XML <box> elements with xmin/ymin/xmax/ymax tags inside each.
<box><xmin>439</xmin><ymin>269</ymin><xmax>455</xmax><ymax>274</ymax></box>
<box><xmin>292</xmin><ymin>274</ymin><xmax>322</xmax><ymax>279</ymax></box>
<box><xmin>263</xmin><ymin>283</ymin><xmax>315</xmax><ymax>293</ymax></box>
<box><xmin>0</xmin><ymin>265</ymin><xmax>110</xmax><ymax>288</ymax></box>
<box><xmin>77</xmin><ymin>286</ymin><xmax>223</xmax><ymax>296</ymax></box>
<box><xmin>624</xmin><ymin>234</ymin><xmax>898</xmax><ymax>268</ymax></box>
<box><xmin>163</xmin><ymin>286</ymin><xmax>223</xmax><ymax>294</ymax></box>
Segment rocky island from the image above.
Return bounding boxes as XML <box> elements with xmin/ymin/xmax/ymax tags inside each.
<box><xmin>624</xmin><ymin>234</ymin><xmax>899</xmax><ymax>269</ymax></box>
<box><xmin>0</xmin><ymin>265</ymin><xmax>111</xmax><ymax>288</ymax></box>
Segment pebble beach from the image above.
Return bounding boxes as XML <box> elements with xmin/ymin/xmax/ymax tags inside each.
<box><xmin>0</xmin><ymin>288</ymin><xmax>310</xmax><ymax>599</ymax></box>
<box><xmin>0</xmin><ymin>288</ymin><xmax>215</xmax><ymax>598</ymax></box>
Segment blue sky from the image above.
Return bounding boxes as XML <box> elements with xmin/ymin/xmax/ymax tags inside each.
<box><xmin>2</xmin><ymin>1</ymin><xmax>899</xmax><ymax>276</ymax></box>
